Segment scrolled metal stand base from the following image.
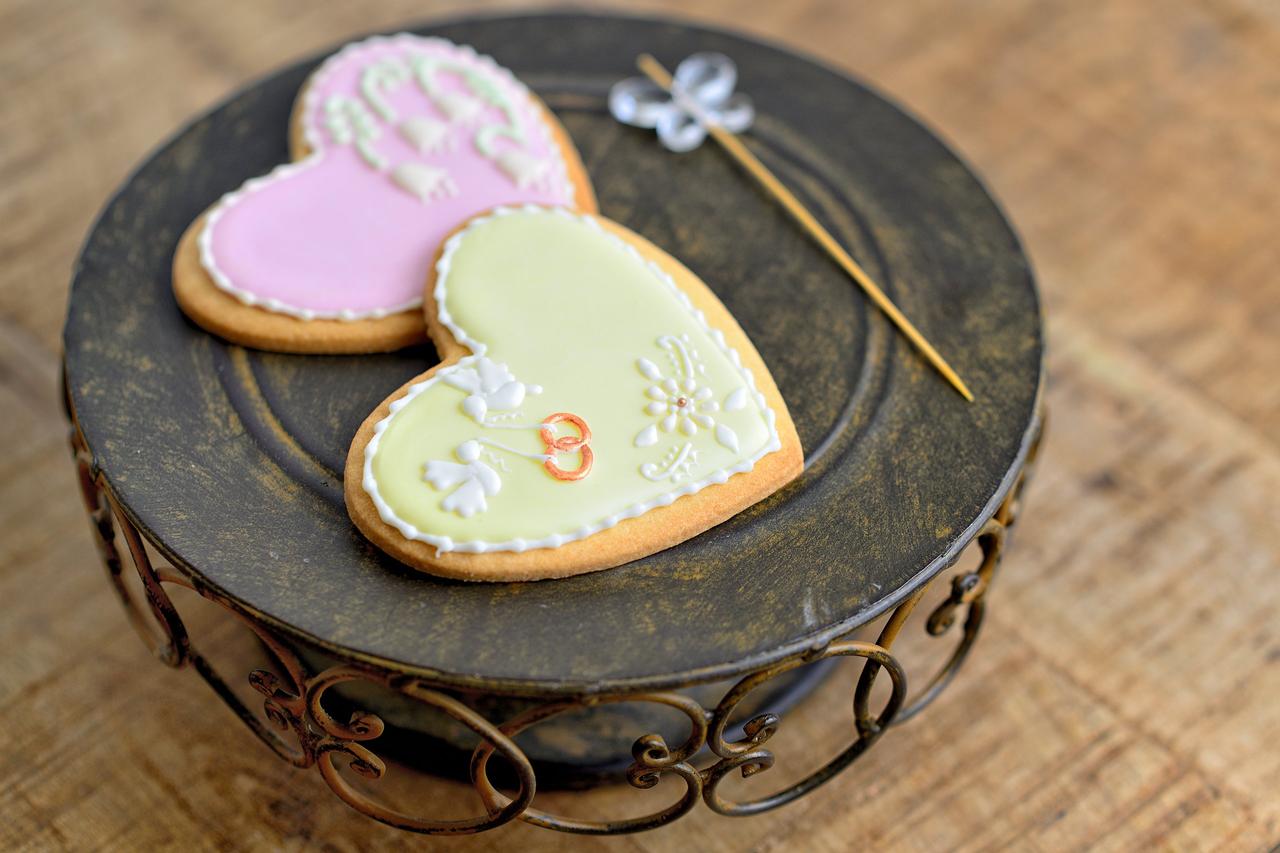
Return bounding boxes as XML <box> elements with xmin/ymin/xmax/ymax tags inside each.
<box><xmin>68</xmin><ymin>414</ymin><xmax>1042</xmax><ymax>836</ymax></box>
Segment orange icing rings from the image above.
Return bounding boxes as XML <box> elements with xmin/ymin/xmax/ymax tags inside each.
<box><xmin>540</xmin><ymin>412</ymin><xmax>593</xmax><ymax>481</ymax></box>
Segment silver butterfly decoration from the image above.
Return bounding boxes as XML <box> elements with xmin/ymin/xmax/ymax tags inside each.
<box><xmin>609</xmin><ymin>53</ymin><xmax>755</xmax><ymax>152</ymax></box>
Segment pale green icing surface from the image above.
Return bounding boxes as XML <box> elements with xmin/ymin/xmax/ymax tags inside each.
<box><xmin>367</xmin><ymin>208</ymin><xmax>779</xmax><ymax>550</ymax></box>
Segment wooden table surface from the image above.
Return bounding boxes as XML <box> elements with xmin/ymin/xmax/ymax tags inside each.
<box><xmin>2</xmin><ymin>1</ymin><xmax>1277</xmax><ymax>850</ymax></box>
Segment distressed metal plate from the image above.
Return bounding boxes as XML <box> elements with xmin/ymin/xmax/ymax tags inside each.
<box><xmin>64</xmin><ymin>12</ymin><xmax>1042</xmax><ymax>695</ymax></box>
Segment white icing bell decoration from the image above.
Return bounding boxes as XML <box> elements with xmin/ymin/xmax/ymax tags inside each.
<box><xmin>433</xmin><ymin>89</ymin><xmax>485</xmax><ymax>125</ymax></box>
<box><xmin>609</xmin><ymin>53</ymin><xmax>755</xmax><ymax>153</ymax></box>
<box><xmin>399</xmin><ymin>116</ymin><xmax>453</xmax><ymax>154</ymax></box>
<box><xmin>390</xmin><ymin>162</ymin><xmax>458</xmax><ymax>202</ymax></box>
<box><xmin>425</xmin><ymin>440</ymin><xmax>502</xmax><ymax>518</ymax></box>
<box><xmin>495</xmin><ymin>148</ymin><xmax>550</xmax><ymax>190</ymax></box>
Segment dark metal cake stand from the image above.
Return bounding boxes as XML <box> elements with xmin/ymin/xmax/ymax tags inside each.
<box><xmin>62</xmin><ymin>12</ymin><xmax>1044</xmax><ymax>836</ymax></box>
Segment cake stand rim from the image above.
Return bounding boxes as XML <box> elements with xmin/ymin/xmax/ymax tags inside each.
<box><xmin>63</xmin><ymin>9</ymin><xmax>1045</xmax><ymax>697</ymax></box>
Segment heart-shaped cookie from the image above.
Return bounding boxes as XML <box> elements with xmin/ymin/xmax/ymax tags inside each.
<box><xmin>173</xmin><ymin>34</ymin><xmax>596</xmax><ymax>353</ymax></box>
<box><xmin>346</xmin><ymin>206</ymin><xmax>803</xmax><ymax>581</ymax></box>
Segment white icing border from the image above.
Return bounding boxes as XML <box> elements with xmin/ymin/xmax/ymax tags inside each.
<box><xmin>362</xmin><ymin>205</ymin><xmax>783</xmax><ymax>554</ymax></box>
<box><xmin>198</xmin><ymin>34</ymin><xmax>577</xmax><ymax>322</ymax></box>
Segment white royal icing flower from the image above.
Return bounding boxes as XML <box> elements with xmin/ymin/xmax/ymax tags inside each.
<box><xmin>424</xmin><ymin>440</ymin><xmax>502</xmax><ymax>518</ymax></box>
<box><xmin>443</xmin><ymin>356</ymin><xmax>541</xmax><ymax>423</ymax></box>
<box><xmin>638</xmin><ymin>369</ymin><xmax>717</xmax><ymax>440</ymax></box>
<box><xmin>633</xmin><ymin>335</ymin><xmax>740</xmax><ymax>452</ymax></box>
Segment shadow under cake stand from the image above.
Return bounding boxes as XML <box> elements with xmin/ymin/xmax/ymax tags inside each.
<box><xmin>62</xmin><ymin>12</ymin><xmax>1045</xmax><ymax>837</ymax></box>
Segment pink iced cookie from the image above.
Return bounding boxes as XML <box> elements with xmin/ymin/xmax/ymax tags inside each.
<box><xmin>172</xmin><ymin>33</ymin><xmax>596</xmax><ymax>353</ymax></box>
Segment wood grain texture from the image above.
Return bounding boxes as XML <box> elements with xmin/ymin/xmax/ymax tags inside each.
<box><xmin>1</xmin><ymin>0</ymin><xmax>1276</xmax><ymax>850</ymax></box>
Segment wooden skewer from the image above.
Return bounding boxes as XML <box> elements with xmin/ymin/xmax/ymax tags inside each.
<box><xmin>637</xmin><ymin>54</ymin><xmax>975</xmax><ymax>403</ymax></box>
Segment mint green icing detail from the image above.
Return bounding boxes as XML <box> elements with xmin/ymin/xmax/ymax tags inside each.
<box><xmin>366</xmin><ymin>208</ymin><xmax>779</xmax><ymax>551</ymax></box>
<box><xmin>360</xmin><ymin>57</ymin><xmax>412</xmax><ymax>122</ymax></box>
<box><xmin>409</xmin><ymin>56</ymin><xmax>524</xmax><ymax>157</ymax></box>
<box><xmin>323</xmin><ymin>95</ymin><xmax>385</xmax><ymax>169</ymax></box>
<box><xmin>342</xmin><ymin>52</ymin><xmax>528</xmax><ymax>168</ymax></box>
<box><xmin>473</xmin><ymin>121</ymin><xmax>524</xmax><ymax>158</ymax></box>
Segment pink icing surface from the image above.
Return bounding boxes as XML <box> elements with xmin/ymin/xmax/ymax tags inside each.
<box><xmin>201</xmin><ymin>35</ymin><xmax>576</xmax><ymax>318</ymax></box>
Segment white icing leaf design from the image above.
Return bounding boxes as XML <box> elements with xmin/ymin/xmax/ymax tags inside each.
<box><xmin>485</xmin><ymin>380</ymin><xmax>527</xmax><ymax>411</ymax></box>
<box><xmin>443</xmin><ymin>369</ymin><xmax>481</xmax><ymax>393</ymax></box>
<box><xmin>477</xmin><ymin>356</ymin><xmax>508</xmax><ymax>388</ymax></box>
<box><xmin>635</xmin><ymin>424</ymin><xmax>659</xmax><ymax>447</ymax></box>
<box><xmin>444</xmin><ymin>357</ymin><xmax>535</xmax><ymax>422</ymax></box>
<box><xmin>724</xmin><ymin>387</ymin><xmax>748</xmax><ymax>412</ymax></box>
<box><xmin>715</xmin><ymin>423</ymin><xmax>740</xmax><ymax>452</ymax></box>
<box><xmin>391</xmin><ymin>162</ymin><xmax>458</xmax><ymax>202</ymax></box>
<box><xmin>637</xmin><ymin>358</ymin><xmax>663</xmax><ymax>381</ymax></box>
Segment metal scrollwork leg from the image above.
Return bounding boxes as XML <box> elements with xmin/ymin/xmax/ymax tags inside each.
<box><xmin>71</xmin><ymin>425</ymin><xmax>314</xmax><ymax>766</ymax></box>
<box><xmin>471</xmin><ymin>693</ymin><xmax>706</xmax><ymax>834</ymax></box>
<box><xmin>306</xmin><ymin>667</ymin><xmax>537</xmax><ymax>835</ymax></box>
<box><xmin>71</xmin><ymin>429</ymin><xmax>187</xmax><ymax>667</ymax></box>
<box><xmin>892</xmin><ymin>519</ymin><xmax>1004</xmax><ymax>724</ymax></box>
<box><xmin>68</xmin><ymin>395</ymin><xmax>1043</xmax><ymax>836</ymax></box>
<box><xmin>702</xmin><ymin>639</ymin><xmax>908</xmax><ymax>816</ymax></box>
<box><xmin>890</xmin><ymin>413</ymin><xmax>1042</xmax><ymax>725</ymax></box>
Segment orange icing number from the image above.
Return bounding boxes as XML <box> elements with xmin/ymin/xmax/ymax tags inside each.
<box><xmin>540</xmin><ymin>413</ymin><xmax>593</xmax><ymax>481</ymax></box>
